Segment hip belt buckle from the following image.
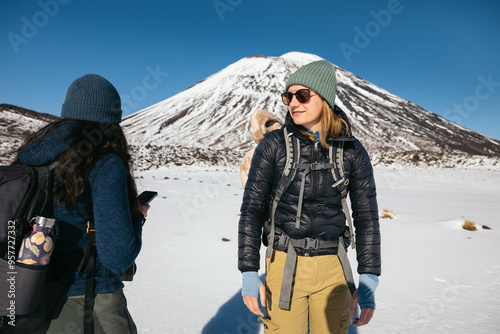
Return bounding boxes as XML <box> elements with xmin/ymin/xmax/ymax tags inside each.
<box><xmin>304</xmin><ymin>237</ymin><xmax>318</xmax><ymax>250</ymax></box>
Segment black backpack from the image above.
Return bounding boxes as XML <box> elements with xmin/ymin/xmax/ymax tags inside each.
<box><xmin>0</xmin><ymin>163</ymin><xmax>60</xmax><ymax>333</ymax></box>
<box><xmin>0</xmin><ymin>163</ymin><xmax>137</xmax><ymax>333</ymax></box>
<box><xmin>0</xmin><ymin>164</ymin><xmax>56</xmax><ymax>258</ymax></box>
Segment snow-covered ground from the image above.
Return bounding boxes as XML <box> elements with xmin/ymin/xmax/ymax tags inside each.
<box><xmin>125</xmin><ymin>165</ymin><xmax>500</xmax><ymax>334</ymax></box>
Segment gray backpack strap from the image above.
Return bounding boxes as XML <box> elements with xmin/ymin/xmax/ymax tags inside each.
<box><xmin>330</xmin><ymin>143</ymin><xmax>355</xmax><ymax>249</ymax></box>
<box><xmin>294</xmin><ymin>165</ymin><xmax>308</xmax><ymax>229</ymax></box>
<box><xmin>279</xmin><ymin>242</ymin><xmax>297</xmax><ymax>310</ymax></box>
<box><xmin>331</xmin><ymin>142</ymin><xmax>357</xmax><ymax>294</ymax></box>
<box><xmin>265</xmin><ymin>128</ymin><xmax>300</xmax><ymax>310</ymax></box>
<box><xmin>266</xmin><ymin>128</ymin><xmax>298</xmax><ymax>259</ymax></box>
<box><xmin>337</xmin><ymin>236</ymin><xmax>357</xmax><ymax>295</ymax></box>
<box><xmin>276</xmin><ymin>132</ymin><xmax>301</xmax><ymax>310</ymax></box>
<box><xmin>266</xmin><ymin>198</ymin><xmax>279</xmax><ymax>259</ymax></box>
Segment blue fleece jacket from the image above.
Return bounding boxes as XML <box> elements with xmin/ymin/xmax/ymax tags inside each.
<box><xmin>19</xmin><ymin>121</ymin><xmax>142</xmax><ymax>296</ymax></box>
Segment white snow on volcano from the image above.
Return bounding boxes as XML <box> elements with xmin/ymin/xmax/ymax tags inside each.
<box><xmin>121</xmin><ymin>52</ymin><xmax>500</xmax><ymax>170</ymax></box>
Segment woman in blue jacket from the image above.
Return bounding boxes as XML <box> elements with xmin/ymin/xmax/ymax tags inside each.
<box><xmin>16</xmin><ymin>74</ymin><xmax>148</xmax><ymax>333</ymax></box>
<box><xmin>239</xmin><ymin>60</ymin><xmax>381</xmax><ymax>333</ymax></box>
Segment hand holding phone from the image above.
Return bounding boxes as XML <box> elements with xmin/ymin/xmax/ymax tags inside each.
<box><xmin>138</xmin><ymin>191</ymin><xmax>158</xmax><ymax>205</ymax></box>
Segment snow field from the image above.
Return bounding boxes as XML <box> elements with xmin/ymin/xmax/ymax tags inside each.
<box><xmin>125</xmin><ymin>166</ymin><xmax>500</xmax><ymax>334</ymax></box>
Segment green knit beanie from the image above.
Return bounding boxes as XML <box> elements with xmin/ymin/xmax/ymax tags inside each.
<box><xmin>285</xmin><ymin>60</ymin><xmax>337</xmax><ymax>110</ymax></box>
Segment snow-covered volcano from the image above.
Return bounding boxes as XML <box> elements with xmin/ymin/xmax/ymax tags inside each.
<box><xmin>121</xmin><ymin>52</ymin><xmax>500</xmax><ymax>168</ymax></box>
<box><xmin>122</xmin><ymin>53</ymin><xmax>312</xmax><ymax>151</ymax></box>
<box><xmin>2</xmin><ymin>52</ymin><xmax>500</xmax><ymax>169</ymax></box>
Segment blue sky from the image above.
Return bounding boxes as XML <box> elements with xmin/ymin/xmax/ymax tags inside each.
<box><xmin>1</xmin><ymin>0</ymin><xmax>499</xmax><ymax>140</ymax></box>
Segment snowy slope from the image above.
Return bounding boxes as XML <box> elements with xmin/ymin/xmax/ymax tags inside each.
<box><xmin>126</xmin><ymin>166</ymin><xmax>500</xmax><ymax>334</ymax></box>
<box><xmin>121</xmin><ymin>53</ymin><xmax>321</xmax><ymax>151</ymax></box>
<box><xmin>121</xmin><ymin>52</ymin><xmax>500</xmax><ymax>169</ymax></box>
<box><xmin>0</xmin><ymin>104</ymin><xmax>59</xmax><ymax>164</ymax></box>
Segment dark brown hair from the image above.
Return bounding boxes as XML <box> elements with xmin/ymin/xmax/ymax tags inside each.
<box><xmin>15</xmin><ymin>120</ymin><xmax>139</xmax><ymax>216</ymax></box>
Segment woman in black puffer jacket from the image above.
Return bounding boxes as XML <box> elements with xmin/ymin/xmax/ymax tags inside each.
<box><xmin>238</xmin><ymin>60</ymin><xmax>381</xmax><ymax>334</ymax></box>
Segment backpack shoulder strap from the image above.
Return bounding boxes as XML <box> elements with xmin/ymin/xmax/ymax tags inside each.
<box><xmin>78</xmin><ymin>220</ymin><xmax>97</xmax><ymax>333</ymax></box>
<box><xmin>330</xmin><ymin>142</ymin><xmax>356</xmax><ymax>293</ymax></box>
<box><xmin>40</xmin><ymin>163</ymin><xmax>57</xmax><ymax>218</ymax></box>
<box><xmin>330</xmin><ymin>142</ymin><xmax>355</xmax><ymax>249</ymax></box>
<box><xmin>266</xmin><ymin>127</ymin><xmax>299</xmax><ymax>260</ymax></box>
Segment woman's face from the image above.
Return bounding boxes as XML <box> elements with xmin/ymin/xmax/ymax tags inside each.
<box><xmin>287</xmin><ymin>85</ymin><xmax>323</xmax><ymax>132</ymax></box>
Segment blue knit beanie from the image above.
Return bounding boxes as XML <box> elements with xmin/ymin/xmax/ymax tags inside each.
<box><xmin>285</xmin><ymin>60</ymin><xmax>337</xmax><ymax>110</ymax></box>
<box><xmin>61</xmin><ymin>74</ymin><xmax>122</xmax><ymax>124</ymax></box>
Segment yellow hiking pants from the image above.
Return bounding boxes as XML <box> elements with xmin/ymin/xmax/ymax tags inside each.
<box><xmin>263</xmin><ymin>250</ymin><xmax>351</xmax><ymax>334</ymax></box>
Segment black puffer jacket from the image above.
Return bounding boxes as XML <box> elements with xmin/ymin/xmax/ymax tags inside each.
<box><xmin>238</xmin><ymin>106</ymin><xmax>381</xmax><ymax>276</ymax></box>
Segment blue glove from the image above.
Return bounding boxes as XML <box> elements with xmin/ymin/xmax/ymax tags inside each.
<box><xmin>241</xmin><ymin>271</ymin><xmax>262</xmax><ymax>298</ymax></box>
<box><xmin>358</xmin><ymin>274</ymin><xmax>379</xmax><ymax>309</ymax></box>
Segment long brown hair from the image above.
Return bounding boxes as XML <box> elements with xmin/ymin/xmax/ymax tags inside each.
<box><xmin>299</xmin><ymin>100</ymin><xmax>349</xmax><ymax>148</ymax></box>
<box><xmin>15</xmin><ymin>120</ymin><xmax>139</xmax><ymax>216</ymax></box>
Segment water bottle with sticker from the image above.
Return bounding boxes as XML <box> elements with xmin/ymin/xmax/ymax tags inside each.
<box><xmin>17</xmin><ymin>216</ymin><xmax>57</xmax><ymax>266</ymax></box>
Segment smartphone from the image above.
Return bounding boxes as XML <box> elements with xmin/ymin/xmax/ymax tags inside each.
<box><xmin>138</xmin><ymin>191</ymin><xmax>158</xmax><ymax>205</ymax></box>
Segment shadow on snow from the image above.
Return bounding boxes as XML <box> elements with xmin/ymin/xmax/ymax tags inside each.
<box><xmin>202</xmin><ymin>275</ymin><xmax>264</xmax><ymax>334</ymax></box>
<box><xmin>202</xmin><ymin>274</ymin><xmax>359</xmax><ymax>334</ymax></box>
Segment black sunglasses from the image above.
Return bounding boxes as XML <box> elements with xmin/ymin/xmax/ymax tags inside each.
<box><xmin>281</xmin><ymin>89</ymin><xmax>315</xmax><ymax>105</ymax></box>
